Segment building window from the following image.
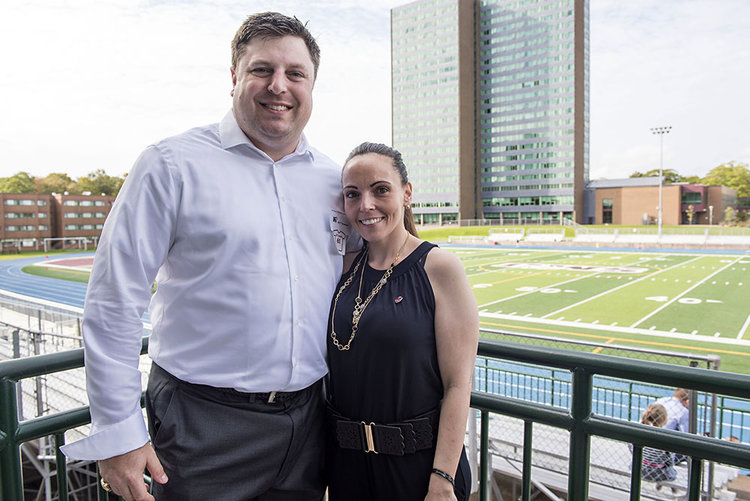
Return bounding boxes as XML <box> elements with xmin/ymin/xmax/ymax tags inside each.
<box><xmin>602</xmin><ymin>199</ymin><xmax>613</xmax><ymax>224</ymax></box>
<box><xmin>95</xmin><ymin>201</ymin><xmax>106</xmax><ymax>206</ymax></box>
<box><xmin>64</xmin><ymin>200</ymin><xmax>78</xmax><ymax>206</ymax></box>
<box><xmin>37</xmin><ymin>200</ymin><xmax>47</xmax><ymax>206</ymax></box>
<box><xmin>681</xmin><ymin>192</ymin><xmax>701</xmax><ymax>204</ymax></box>
<box><xmin>39</xmin><ymin>225</ymin><xmax>48</xmax><ymax>231</ymax></box>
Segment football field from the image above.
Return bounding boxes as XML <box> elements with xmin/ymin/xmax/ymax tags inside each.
<box><xmin>451</xmin><ymin>246</ymin><xmax>750</xmax><ymax>374</ymax></box>
<box><xmin>13</xmin><ymin>248</ymin><xmax>750</xmax><ymax>373</ymax></box>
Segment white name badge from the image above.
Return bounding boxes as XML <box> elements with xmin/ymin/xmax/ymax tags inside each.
<box><xmin>330</xmin><ymin>209</ymin><xmax>351</xmax><ymax>256</ymax></box>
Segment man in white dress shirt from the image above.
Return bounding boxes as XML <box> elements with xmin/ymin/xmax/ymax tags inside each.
<box><xmin>62</xmin><ymin>12</ymin><xmax>353</xmax><ymax>501</ymax></box>
<box><xmin>656</xmin><ymin>388</ymin><xmax>690</xmax><ymax>433</ymax></box>
<box><xmin>656</xmin><ymin>387</ymin><xmax>690</xmax><ymax>464</ymax></box>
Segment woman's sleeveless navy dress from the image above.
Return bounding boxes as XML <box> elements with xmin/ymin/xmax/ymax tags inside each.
<box><xmin>326</xmin><ymin>241</ymin><xmax>470</xmax><ymax>500</ymax></box>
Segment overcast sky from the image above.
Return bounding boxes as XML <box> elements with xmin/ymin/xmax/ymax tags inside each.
<box><xmin>1</xmin><ymin>0</ymin><xmax>748</xmax><ymax>182</ymax></box>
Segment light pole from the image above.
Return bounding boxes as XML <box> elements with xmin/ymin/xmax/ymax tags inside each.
<box><xmin>709</xmin><ymin>205</ymin><xmax>713</xmax><ymax>225</ymax></box>
<box><xmin>650</xmin><ymin>126</ymin><xmax>671</xmax><ymax>238</ymax></box>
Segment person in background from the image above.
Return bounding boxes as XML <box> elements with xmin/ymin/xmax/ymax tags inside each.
<box><xmin>636</xmin><ymin>403</ymin><xmax>677</xmax><ymax>482</ymax></box>
<box><xmin>325</xmin><ymin>142</ymin><xmax>478</xmax><ymax>500</ymax></box>
<box><xmin>656</xmin><ymin>388</ymin><xmax>690</xmax><ymax>433</ymax></box>
<box><xmin>61</xmin><ymin>12</ymin><xmax>355</xmax><ymax>501</ymax></box>
<box><xmin>656</xmin><ymin>387</ymin><xmax>690</xmax><ymax>464</ymax></box>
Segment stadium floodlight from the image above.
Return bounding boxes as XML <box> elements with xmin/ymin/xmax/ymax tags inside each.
<box><xmin>650</xmin><ymin>126</ymin><xmax>671</xmax><ymax>239</ymax></box>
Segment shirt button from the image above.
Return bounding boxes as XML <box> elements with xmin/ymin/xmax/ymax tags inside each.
<box><xmin>294</xmin><ymin>275</ymin><xmax>299</xmax><ymax>281</ymax></box>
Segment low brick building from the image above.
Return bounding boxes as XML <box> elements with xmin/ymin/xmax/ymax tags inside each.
<box><xmin>1</xmin><ymin>192</ymin><xmax>115</xmax><ymax>250</ymax></box>
<box><xmin>584</xmin><ymin>178</ymin><xmax>737</xmax><ymax>226</ymax></box>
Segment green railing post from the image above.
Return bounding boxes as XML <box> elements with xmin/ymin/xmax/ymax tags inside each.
<box><xmin>550</xmin><ymin>370</ymin><xmax>556</xmax><ymax>406</ymax></box>
<box><xmin>480</xmin><ymin>411</ymin><xmax>489</xmax><ymax>501</ymax></box>
<box><xmin>0</xmin><ymin>378</ymin><xmax>23</xmax><ymax>501</ymax></box>
<box><xmin>521</xmin><ymin>420</ymin><xmax>533</xmax><ymax>501</ymax></box>
<box><xmin>629</xmin><ymin>445</ymin><xmax>642</xmax><ymax>501</ymax></box>
<box><xmin>687</xmin><ymin>457</ymin><xmax>703</xmax><ymax>501</ymax></box>
<box><xmin>55</xmin><ymin>432</ymin><xmax>68</xmax><ymax>501</ymax></box>
<box><xmin>568</xmin><ymin>366</ymin><xmax>592</xmax><ymax>500</ymax></box>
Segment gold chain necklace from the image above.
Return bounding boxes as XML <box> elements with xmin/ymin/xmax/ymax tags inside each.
<box><xmin>330</xmin><ymin>233</ymin><xmax>410</xmax><ymax>351</ymax></box>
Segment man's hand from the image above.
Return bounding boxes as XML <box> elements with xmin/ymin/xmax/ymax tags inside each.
<box><xmin>98</xmin><ymin>443</ymin><xmax>168</xmax><ymax>501</ymax></box>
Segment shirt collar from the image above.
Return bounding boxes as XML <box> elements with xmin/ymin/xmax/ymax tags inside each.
<box><xmin>219</xmin><ymin>109</ymin><xmax>315</xmax><ymax>162</ymax></box>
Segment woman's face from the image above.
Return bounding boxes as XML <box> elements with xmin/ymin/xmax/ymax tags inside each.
<box><xmin>342</xmin><ymin>153</ymin><xmax>412</xmax><ymax>244</ymax></box>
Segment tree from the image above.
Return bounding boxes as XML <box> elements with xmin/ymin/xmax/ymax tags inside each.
<box><xmin>685</xmin><ymin>204</ymin><xmax>695</xmax><ymax>225</ymax></box>
<box><xmin>35</xmin><ymin>172</ymin><xmax>75</xmax><ymax>194</ymax></box>
<box><xmin>630</xmin><ymin>168</ymin><xmax>684</xmax><ymax>184</ymax></box>
<box><xmin>724</xmin><ymin>206</ymin><xmax>736</xmax><ymax>224</ymax></box>
<box><xmin>682</xmin><ymin>175</ymin><xmax>701</xmax><ymax>184</ymax></box>
<box><xmin>701</xmin><ymin>162</ymin><xmax>750</xmax><ymax>197</ymax></box>
<box><xmin>76</xmin><ymin>169</ymin><xmax>126</xmax><ymax>196</ymax></box>
<box><xmin>0</xmin><ymin>171</ymin><xmax>36</xmax><ymax>193</ymax></box>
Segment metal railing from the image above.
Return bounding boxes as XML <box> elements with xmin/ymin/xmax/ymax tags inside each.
<box><xmin>472</xmin><ymin>340</ymin><xmax>750</xmax><ymax>501</ymax></box>
<box><xmin>2</xmin><ymin>338</ymin><xmax>750</xmax><ymax>501</ymax></box>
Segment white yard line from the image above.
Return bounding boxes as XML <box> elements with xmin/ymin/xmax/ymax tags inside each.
<box><xmin>738</xmin><ymin>314</ymin><xmax>750</xmax><ymax>340</ymax></box>
<box><xmin>479</xmin><ymin>274</ymin><xmax>598</xmax><ymax>308</ymax></box>
<box><xmin>479</xmin><ymin>311</ymin><xmax>750</xmax><ymax>347</ymax></box>
<box><xmin>466</xmin><ymin>251</ymin><xmax>582</xmax><ymax>278</ymax></box>
<box><xmin>631</xmin><ymin>256</ymin><xmax>743</xmax><ymax>328</ymax></box>
<box><xmin>540</xmin><ymin>255</ymin><xmax>704</xmax><ymax>319</ymax></box>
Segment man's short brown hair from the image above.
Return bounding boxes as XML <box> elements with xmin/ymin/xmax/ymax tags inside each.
<box><xmin>231</xmin><ymin>12</ymin><xmax>320</xmax><ymax>78</ymax></box>
<box><xmin>674</xmin><ymin>388</ymin><xmax>689</xmax><ymax>402</ymax></box>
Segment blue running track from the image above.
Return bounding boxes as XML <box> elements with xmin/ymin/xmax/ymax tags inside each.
<box><xmin>0</xmin><ymin>253</ymin><xmax>91</xmax><ymax>309</ymax></box>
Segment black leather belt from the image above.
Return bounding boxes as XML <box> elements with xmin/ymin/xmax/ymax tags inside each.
<box><xmin>327</xmin><ymin>406</ymin><xmax>438</xmax><ymax>456</ymax></box>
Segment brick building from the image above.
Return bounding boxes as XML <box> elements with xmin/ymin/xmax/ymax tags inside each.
<box><xmin>1</xmin><ymin>192</ymin><xmax>115</xmax><ymax>250</ymax></box>
<box><xmin>584</xmin><ymin>178</ymin><xmax>737</xmax><ymax>226</ymax></box>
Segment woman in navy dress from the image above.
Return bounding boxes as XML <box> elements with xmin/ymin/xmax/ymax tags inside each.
<box><xmin>326</xmin><ymin>142</ymin><xmax>479</xmax><ymax>500</ymax></box>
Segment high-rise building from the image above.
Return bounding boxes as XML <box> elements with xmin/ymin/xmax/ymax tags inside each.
<box><xmin>391</xmin><ymin>0</ymin><xmax>589</xmax><ymax>224</ymax></box>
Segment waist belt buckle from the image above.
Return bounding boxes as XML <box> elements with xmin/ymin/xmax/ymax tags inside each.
<box><xmin>361</xmin><ymin>421</ymin><xmax>378</xmax><ymax>454</ymax></box>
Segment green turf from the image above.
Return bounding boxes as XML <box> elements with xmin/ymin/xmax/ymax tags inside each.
<box><xmin>18</xmin><ymin>244</ymin><xmax>750</xmax><ymax>374</ymax></box>
<box><xmin>0</xmin><ymin>249</ymin><xmax>90</xmax><ymax>261</ymax></box>
<box><xmin>451</xmin><ymin>247</ymin><xmax>750</xmax><ymax>374</ymax></box>
<box><xmin>21</xmin><ymin>265</ymin><xmax>91</xmax><ymax>283</ymax></box>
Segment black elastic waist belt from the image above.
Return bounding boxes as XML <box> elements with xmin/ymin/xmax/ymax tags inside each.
<box><xmin>327</xmin><ymin>405</ymin><xmax>438</xmax><ymax>456</ymax></box>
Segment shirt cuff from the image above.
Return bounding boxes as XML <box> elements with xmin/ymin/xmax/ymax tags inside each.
<box><xmin>61</xmin><ymin>411</ymin><xmax>150</xmax><ymax>460</ymax></box>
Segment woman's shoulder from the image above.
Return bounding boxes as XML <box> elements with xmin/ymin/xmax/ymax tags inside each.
<box><xmin>423</xmin><ymin>244</ymin><xmax>466</xmax><ymax>286</ymax></box>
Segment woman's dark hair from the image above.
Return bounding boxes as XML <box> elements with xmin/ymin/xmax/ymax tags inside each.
<box><xmin>344</xmin><ymin>142</ymin><xmax>418</xmax><ymax>237</ymax></box>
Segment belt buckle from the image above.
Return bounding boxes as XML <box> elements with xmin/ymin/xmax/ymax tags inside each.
<box><xmin>361</xmin><ymin>421</ymin><xmax>378</xmax><ymax>454</ymax></box>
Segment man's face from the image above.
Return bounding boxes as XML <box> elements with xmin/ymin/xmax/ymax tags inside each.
<box><xmin>231</xmin><ymin>35</ymin><xmax>314</xmax><ymax>160</ymax></box>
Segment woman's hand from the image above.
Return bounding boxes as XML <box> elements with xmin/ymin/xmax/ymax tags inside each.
<box><xmin>425</xmin><ymin>474</ymin><xmax>457</xmax><ymax>501</ymax></box>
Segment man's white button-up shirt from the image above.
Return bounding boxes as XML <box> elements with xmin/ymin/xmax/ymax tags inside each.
<box><xmin>62</xmin><ymin>110</ymin><xmax>352</xmax><ymax>460</ymax></box>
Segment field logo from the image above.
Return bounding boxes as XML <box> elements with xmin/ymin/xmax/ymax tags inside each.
<box><xmin>492</xmin><ymin>262</ymin><xmax>648</xmax><ymax>274</ymax></box>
